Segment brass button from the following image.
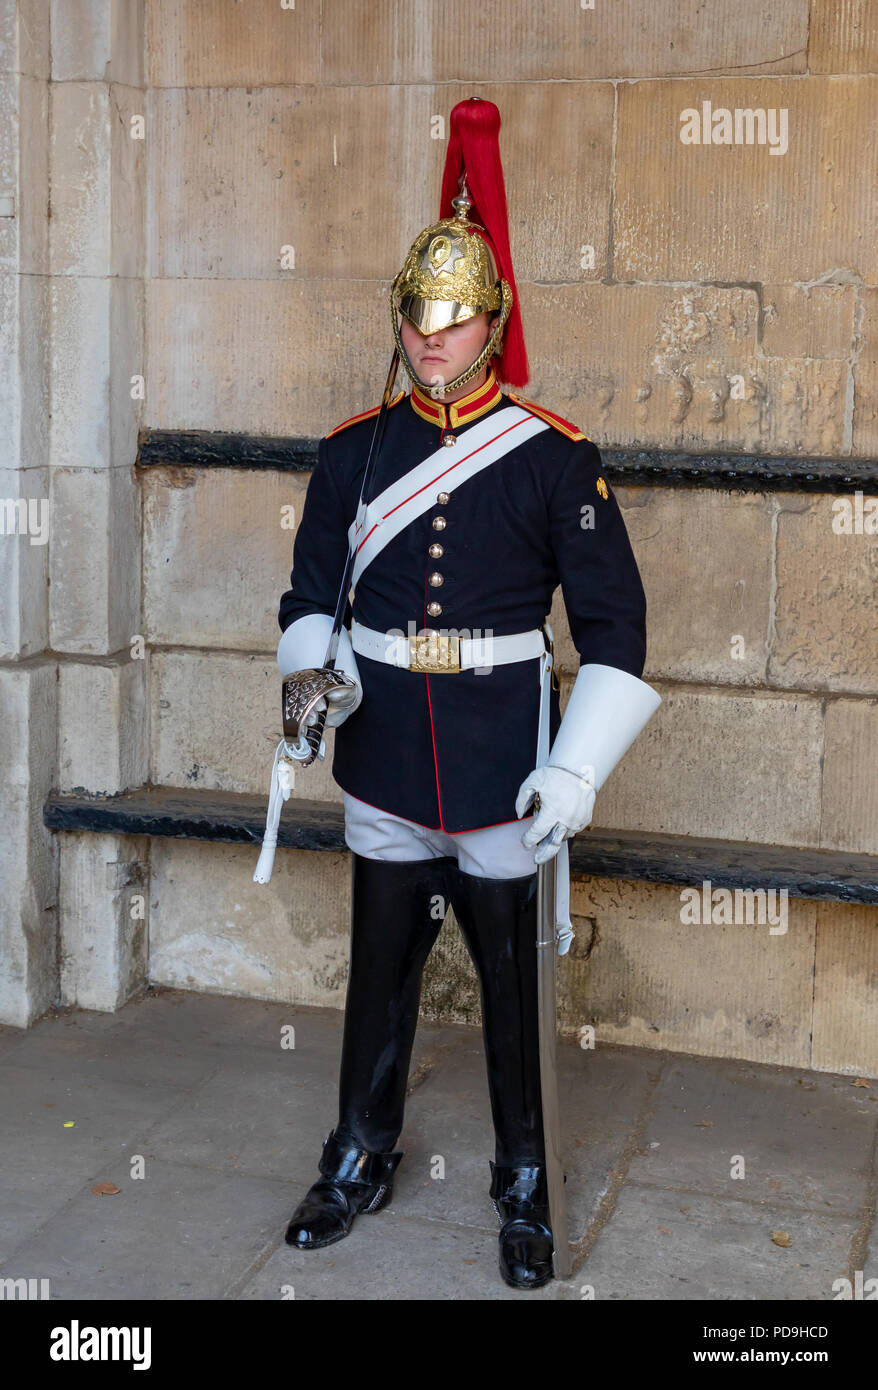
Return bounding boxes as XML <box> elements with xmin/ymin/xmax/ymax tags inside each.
<box><xmin>428</xmin><ymin>543</ymin><xmax>444</xmax><ymax>558</ymax></box>
<box><xmin>432</xmin><ymin>516</ymin><xmax>447</xmax><ymax>530</ymax></box>
<box><xmin>427</xmin><ymin>601</ymin><xmax>442</xmax><ymax>617</ymax></box>
<box><xmin>436</xmin><ymin>491</ymin><xmax>451</xmax><ymax>504</ymax></box>
<box><xmin>442</xmin><ymin>435</ymin><xmax>456</xmax><ymax>448</ymax></box>
<box><xmin>428</xmin><ymin>571</ymin><xmax>444</xmax><ymax>587</ymax></box>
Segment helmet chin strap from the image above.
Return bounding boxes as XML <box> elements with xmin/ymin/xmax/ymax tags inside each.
<box><xmin>391</xmin><ymin>282</ymin><xmax>513</xmax><ymax>398</ymax></box>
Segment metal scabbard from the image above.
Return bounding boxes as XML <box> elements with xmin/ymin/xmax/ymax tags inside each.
<box><xmin>536</xmin><ymin>849</ymin><xmax>571</xmax><ymax>1279</ymax></box>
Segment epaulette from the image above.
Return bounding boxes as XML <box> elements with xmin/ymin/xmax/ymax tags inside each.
<box><xmin>326</xmin><ymin>392</ymin><xmax>406</xmax><ymax>440</ymax></box>
<box><xmin>506</xmin><ymin>392</ymin><xmax>588</xmax><ymax>442</ymax></box>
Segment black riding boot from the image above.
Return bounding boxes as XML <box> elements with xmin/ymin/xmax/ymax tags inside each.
<box><xmin>449</xmin><ymin>865</ymin><xmax>556</xmax><ymax>1290</ymax></box>
<box><xmin>284</xmin><ymin>1127</ymin><xmax>403</xmax><ymax>1250</ymax></box>
<box><xmin>285</xmin><ymin>851</ymin><xmax>455</xmax><ymax>1250</ymax></box>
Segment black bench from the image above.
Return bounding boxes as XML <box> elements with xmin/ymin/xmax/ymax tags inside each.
<box><xmin>44</xmin><ymin>786</ymin><xmax>878</xmax><ymax>905</ymax></box>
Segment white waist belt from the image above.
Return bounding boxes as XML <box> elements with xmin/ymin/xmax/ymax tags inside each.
<box><xmin>350</xmin><ymin>620</ymin><xmax>546</xmax><ymax>671</ymax></box>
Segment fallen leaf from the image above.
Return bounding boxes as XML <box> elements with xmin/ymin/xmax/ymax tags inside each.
<box><xmin>462</xmin><ymin>1259</ymin><xmax>478</xmax><ymax>1264</ymax></box>
<box><xmin>695</xmin><ymin>1121</ymin><xmax>714</xmax><ymax>1128</ymax></box>
<box><xmin>771</xmin><ymin>1230</ymin><xmax>792</xmax><ymax>1248</ymax></box>
<box><xmin>853</xmin><ymin>1078</ymin><xmax>871</xmax><ymax>1088</ymax></box>
<box><xmin>92</xmin><ymin>1181</ymin><xmax>120</xmax><ymax>1196</ymax></box>
<box><xmin>679</xmin><ymin>1207</ymin><xmax>690</xmax><ymax>1214</ymax></box>
<box><xmin>657</xmin><ymin>1226</ymin><xmax>672</xmax><ymax>1235</ymax></box>
<box><xmin>63</xmin><ymin>1121</ymin><xmax>75</xmax><ymax>1128</ymax></box>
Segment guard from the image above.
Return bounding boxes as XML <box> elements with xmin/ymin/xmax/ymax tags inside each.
<box><xmin>255</xmin><ymin>98</ymin><xmax>661</xmax><ymax>1290</ymax></box>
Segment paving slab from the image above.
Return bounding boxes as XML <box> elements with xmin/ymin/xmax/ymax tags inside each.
<box><xmin>137</xmin><ymin>1054</ymin><xmax>343</xmax><ymax>1183</ymax></box>
<box><xmin>0</xmin><ymin>1059</ymin><xmax>200</xmax><ymax>1265</ymax></box>
<box><xmin>576</xmin><ymin>1185</ymin><xmax>859</xmax><ymax>1301</ymax></box>
<box><xmin>0</xmin><ymin>1159</ymin><xmax>292</xmax><ymax>1301</ymax></box>
<box><xmin>627</xmin><ymin>1056</ymin><xmax>876</xmax><ymax>1215</ymax></box>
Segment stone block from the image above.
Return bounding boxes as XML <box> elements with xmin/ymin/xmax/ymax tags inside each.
<box><xmin>51</xmin><ymin>0</ymin><xmax>111</xmax><ymax>81</ymax></box>
<box><xmin>852</xmin><ymin>287</ymin><xmax>878</xmax><ymax>454</ymax></box>
<box><xmin>149</xmin><ymin>84</ymin><xmax>435</xmax><ymax>282</ymax></box>
<box><xmin>145</xmin><ymin>277</ymin><xmax>392</xmax><ymax>436</ymax></box>
<box><xmin>49</xmin><ymin>463</ymin><xmax>141</xmax><ymax>655</ymax></box>
<box><xmin>821</xmin><ymin>699</ymin><xmax>878</xmax><ymax>853</ymax></box>
<box><xmin>147</xmin><ymin>0</ymin><xmax>321</xmax><ymax>87</ymax></box>
<box><xmin>49</xmin><ymin>81</ymin><xmax>111</xmax><ymax>276</ymax></box>
<box><xmin>614</xmin><ymin>78</ymin><xmax>878</xmax><ymax>284</ymax></box>
<box><xmin>51</xmin><ymin>0</ymin><xmax>143</xmax><ymax>85</ymax></box>
<box><xmin>109</xmin><ymin>274</ymin><xmax>143</xmax><ymax>468</ymax></box>
<box><xmin>812</xmin><ymin>901</ymin><xmax>878</xmax><ymax>1076</ymax></box>
<box><xmin>771</xmin><ymin>493</ymin><xmax>878</xmax><ymax>694</ymax></box>
<box><xmin>18</xmin><ymin>75</ymin><xmax>49</xmax><ymax>275</ymax></box>
<box><xmin>550</xmin><ymin>486</ymin><xmax>773</xmax><ymax>685</ymax></box>
<box><xmin>0</xmin><ymin>464</ymin><xmax>50</xmax><ymax>659</ymax></box>
<box><xmin>810</xmin><ymin>0</ymin><xmax>878</xmax><ymax>73</ymax></box>
<box><xmin>109</xmin><ymin>83</ymin><xmax>146</xmax><ymax>278</ymax></box>
<box><xmin>1</xmin><ymin>0</ymin><xmax>50</xmax><ymax>79</ymax></box>
<box><xmin>0</xmin><ymin>662</ymin><xmax>58</xmax><ymax>1028</ymax></box>
<box><xmin>563</xmin><ymin>875</ymin><xmax>816</xmax><ymax>1068</ymax></box>
<box><xmin>0</xmin><ymin>71</ymin><xmax>16</xmax><ymax>271</ymax></box>
<box><xmin>150</xmin><ymin>648</ymin><xmax>341</xmax><ymax>802</ymax></box>
<box><xmin>521</xmin><ymin>281</ymin><xmax>795</xmax><ymax>454</ymax></box>
<box><xmin>58</xmin><ymin>656</ymin><xmax>149</xmax><ymax>794</ymax></box>
<box><xmin>16</xmin><ymin>271</ymin><xmax>51</xmax><ymax>467</ymax></box>
<box><xmin>762</xmin><ymin>283</ymin><xmax>857</xmax><ymax>360</ymax></box>
<box><xmin>320</xmin><ymin>1</ymin><xmax>808</xmax><ymax>81</ymax></box>
<box><xmin>148</xmin><ymin>839</ymin><xmax>351</xmax><ymax>1007</ymax></box>
<box><xmin>142</xmin><ymin>465</ymin><xmax>308</xmax><ymax>650</ymax></box>
<box><xmin>590</xmin><ymin>683</ymin><xmax>824</xmax><ymax>847</ymax></box>
<box><xmin>50</xmin><ymin>274</ymin><xmax>110</xmax><ymax>466</ymax></box>
<box><xmin>58</xmin><ymin>831</ymin><xmax>149</xmax><ymax>1012</ymax></box>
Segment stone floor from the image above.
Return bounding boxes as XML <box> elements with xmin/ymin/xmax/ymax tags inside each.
<box><xmin>0</xmin><ymin>988</ymin><xmax>875</xmax><ymax>1301</ymax></box>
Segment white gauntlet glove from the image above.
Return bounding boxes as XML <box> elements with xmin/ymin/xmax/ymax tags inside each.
<box><xmin>515</xmin><ymin>766</ymin><xmax>596</xmax><ymax>864</ymax></box>
<box><xmin>277</xmin><ymin>612</ymin><xmax>363</xmax><ymax>730</ymax></box>
<box><xmin>516</xmin><ymin>662</ymin><xmax>662</xmax><ymax>864</ymax></box>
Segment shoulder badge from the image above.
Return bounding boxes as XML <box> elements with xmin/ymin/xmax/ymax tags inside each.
<box><xmin>506</xmin><ymin>392</ymin><xmax>588</xmax><ymax>442</ymax></box>
<box><xmin>326</xmin><ymin>392</ymin><xmax>405</xmax><ymax>440</ymax></box>
<box><xmin>596</xmin><ymin>476</ymin><xmax>609</xmax><ymax>500</ymax></box>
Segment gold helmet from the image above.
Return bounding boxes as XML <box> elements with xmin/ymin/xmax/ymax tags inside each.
<box><xmin>390</xmin><ymin>98</ymin><xmax>528</xmax><ymax>397</ymax></box>
<box><xmin>391</xmin><ymin>182</ymin><xmax>513</xmax><ymax>394</ymax></box>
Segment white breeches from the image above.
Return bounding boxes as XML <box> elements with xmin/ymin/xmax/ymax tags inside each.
<box><xmin>342</xmin><ymin>790</ymin><xmax>540</xmax><ymax>879</ymax></box>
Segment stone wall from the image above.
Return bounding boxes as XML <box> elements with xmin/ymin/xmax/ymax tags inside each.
<box><xmin>2</xmin><ymin>2</ymin><xmax>876</xmax><ymax>1072</ymax></box>
<box><xmin>1</xmin><ymin>0</ymin><xmax>147</xmax><ymax>1025</ymax></box>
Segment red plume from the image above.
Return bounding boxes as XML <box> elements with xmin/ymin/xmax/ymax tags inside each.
<box><xmin>438</xmin><ymin>98</ymin><xmax>529</xmax><ymax>388</ymax></box>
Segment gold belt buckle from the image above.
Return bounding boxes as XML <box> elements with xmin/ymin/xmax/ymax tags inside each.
<box><xmin>408</xmin><ymin>631</ymin><xmax>461</xmax><ymax>673</ymax></box>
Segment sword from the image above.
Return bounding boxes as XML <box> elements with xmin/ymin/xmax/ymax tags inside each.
<box><xmin>534</xmin><ymin>801</ymin><xmax>572</xmax><ymax>1280</ymax></box>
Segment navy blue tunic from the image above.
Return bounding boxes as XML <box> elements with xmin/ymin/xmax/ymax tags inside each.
<box><xmin>278</xmin><ymin>375</ymin><xmax>646</xmax><ymax>833</ymax></box>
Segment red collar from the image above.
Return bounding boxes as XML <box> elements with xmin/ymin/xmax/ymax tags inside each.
<box><xmin>409</xmin><ymin>369</ymin><xmax>503</xmax><ymax>431</ymax></box>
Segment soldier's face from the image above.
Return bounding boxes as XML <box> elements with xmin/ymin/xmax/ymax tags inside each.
<box><xmin>400</xmin><ymin>312</ymin><xmax>496</xmax><ymax>393</ymax></box>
